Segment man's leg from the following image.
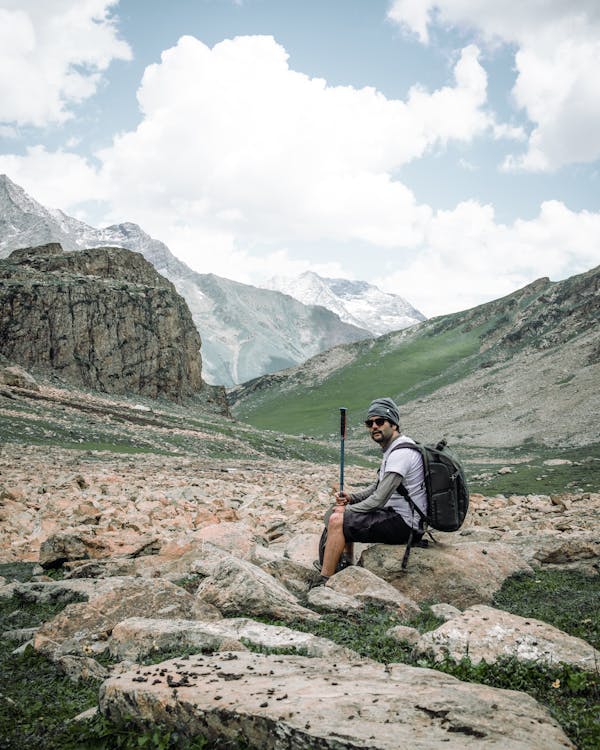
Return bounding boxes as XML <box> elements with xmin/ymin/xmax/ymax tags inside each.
<box><xmin>321</xmin><ymin>506</ymin><xmax>347</xmax><ymax>577</ymax></box>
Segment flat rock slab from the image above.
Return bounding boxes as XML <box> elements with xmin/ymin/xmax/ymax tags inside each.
<box><xmin>109</xmin><ymin>616</ymin><xmax>359</xmax><ymax>662</ymax></box>
<box><xmin>99</xmin><ymin>652</ymin><xmax>574</xmax><ymax>749</ymax></box>
<box><xmin>415</xmin><ymin>604</ymin><xmax>600</xmax><ymax>670</ymax></box>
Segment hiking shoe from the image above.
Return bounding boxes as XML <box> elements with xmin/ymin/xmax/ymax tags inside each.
<box><xmin>335</xmin><ymin>554</ymin><xmax>352</xmax><ymax>573</ymax></box>
<box><xmin>308</xmin><ymin>575</ymin><xmax>329</xmax><ymax>590</ymax></box>
<box><xmin>313</xmin><ymin>556</ymin><xmax>352</xmax><ymax>575</ymax></box>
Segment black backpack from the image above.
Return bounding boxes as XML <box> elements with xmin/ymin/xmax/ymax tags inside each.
<box><xmin>391</xmin><ymin>438</ymin><xmax>469</xmax><ymax>568</ymax></box>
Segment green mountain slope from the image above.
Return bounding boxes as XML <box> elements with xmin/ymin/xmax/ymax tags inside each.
<box><xmin>229</xmin><ymin>266</ymin><xmax>600</xmax><ymax>448</ymax></box>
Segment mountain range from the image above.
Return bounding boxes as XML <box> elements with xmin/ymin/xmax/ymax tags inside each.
<box><xmin>0</xmin><ymin>175</ymin><xmax>424</xmax><ymax>386</ymax></box>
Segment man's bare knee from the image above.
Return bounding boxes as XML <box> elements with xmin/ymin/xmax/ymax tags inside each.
<box><xmin>328</xmin><ymin>511</ymin><xmax>344</xmax><ymax>533</ymax></box>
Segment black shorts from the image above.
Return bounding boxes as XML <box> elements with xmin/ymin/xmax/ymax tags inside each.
<box><xmin>342</xmin><ymin>507</ymin><xmax>421</xmax><ymax>545</ymax></box>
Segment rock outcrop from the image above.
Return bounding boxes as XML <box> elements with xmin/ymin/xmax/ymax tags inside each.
<box><xmin>0</xmin><ymin>243</ymin><xmax>204</xmax><ymax>401</ymax></box>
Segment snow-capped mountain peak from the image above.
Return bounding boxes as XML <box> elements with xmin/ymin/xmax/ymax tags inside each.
<box><xmin>265</xmin><ymin>271</ymin><xmax>425</xmax><ymax>336</ymax></box>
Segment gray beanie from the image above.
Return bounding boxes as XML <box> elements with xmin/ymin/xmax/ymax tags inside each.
<box><xmin>367</xmin><ymin>397</ymin><xmax>400</xmax><ymax>427</ymax></box>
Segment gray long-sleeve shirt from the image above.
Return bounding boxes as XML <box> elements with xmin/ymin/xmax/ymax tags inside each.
<box><xmin>346</xmin><ymin>472</ymin><xmax>403</xmax><ymax>513</ymax></box>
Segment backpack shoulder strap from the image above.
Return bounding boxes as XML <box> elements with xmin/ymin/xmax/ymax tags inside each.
<box><xmin>388</xmin><ymin>440</ymin><xmax>423</xmax><ymax>455</ymax></box>
<box><xmin>388</xmin><ymin>441</ymin><xmax>431</xmax><ymax>526</ymax></box>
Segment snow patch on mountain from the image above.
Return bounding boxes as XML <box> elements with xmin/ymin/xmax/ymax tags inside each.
<box><xmin>265</xmin><ymin>271</ymin><xmax>425</xmax><ymax>336</ymax></box>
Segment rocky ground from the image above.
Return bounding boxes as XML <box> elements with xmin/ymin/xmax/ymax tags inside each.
<box><xmin>1</xmin><ymin>431</ymin><xmax>598</xmax><ymax>748</ymax></box>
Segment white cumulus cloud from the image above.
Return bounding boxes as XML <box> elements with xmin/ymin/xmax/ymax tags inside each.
<box><xmin>376</xmin><ymin>198</ymin><xmax>600</xmax><ymax>316</ymax></box>
<box><xmin>94</xmin><ymin>34</ymin><xmax>492</xmax><ymax>263</ymax></box>
<box><xmin>0</xmin><ymin>145</ymin><xmax>108</xmax><ymax>209</ymax></box>
<box><xmin>387</xmin><ymin>0</ymin><xmax>600</xmax><ymax>171</ymax></box>
<box><xmin>0</xmin><ymin>0</ymin><xmax>131</xmax><ymax>126</ymax></box>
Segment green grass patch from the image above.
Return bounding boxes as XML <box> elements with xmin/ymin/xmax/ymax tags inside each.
<box><xmin>432</xmin><ymin>655</ymin><xmax>598</xmax><ymax>749</ymax></box>
<box><xmin>466</xmin><ymin>444</ymin><xmax>600</xmax><ymax>495</ymax></box>
<box><xmin>0</xmin><ymin>561</ymin><xmax>38</xmax><ymax>582</ymax></box>
<box><xmin>0</xmin><ymin>594</ymin><xmax>99</xmax><ymax>750</ymax></box>
<box><xmin>0</xmin><ymin>594</ymin><xmax>240</xmax><ymax>750</ymax></box>
<box><xmin>492</xmin><ymin>569</ymin><xmax>599</xmax><ymax>649</ymax></box>
<box><xmin>233</xmin><ymin>325</ymin><xmax>485</xmax><ymax>437</ymax></box>
<box><xmin>0</xmin><ymin>643</ymin><xmax>101</xmax><ymax>750</ymax></box>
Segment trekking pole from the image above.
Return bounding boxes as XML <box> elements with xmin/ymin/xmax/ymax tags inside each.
<box><xmin>339</xmin><ymin>407</ymin><xmax>347</xmax><ymax>493</ymax></box>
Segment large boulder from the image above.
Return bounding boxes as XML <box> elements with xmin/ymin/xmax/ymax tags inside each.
<box><xmin>99</xmin><ymin>651</ymin><xmax>574</xmax><ymax>749</ymax></box>
<box><xmin>0</xmin><ymin>363</ymin><xmax>39</xmax><ymax>390</ymax></box>
<box><xmin>259</xmin><ymin>558</ymin><xmax>316</xmax><ymax>598</ymax></box>
<box><xmin>415</xmin><ymin>604</ymin><xmax>600</xmax><ymax>670</ymax></box>
<box><xmin>39</xmin><ymin>531</ymin><xmax>160</xmax><ymax>569</ymax></box>
<box><xmin>195</xmin><ymin>557</ymin><xmax>319</xmax><ymax>622</ymax></box>
<box><xmin>326</xmin><ymin>566</ymin><xmax>420</xmax><ymax>617</ymax></box>
<box><xmin>39</xmin><ymin>532</ymin><xmax>109</xmax><ymax>569</ymax></box>
<box><xmin>360</xmin><ymin>540</ymin><xmax>532</xmax><ymax>608</ymax></box>
<box><xmin>33</xmin><ymin>577</ymin><xmax>197</xmax><ymax>657</ymax></box>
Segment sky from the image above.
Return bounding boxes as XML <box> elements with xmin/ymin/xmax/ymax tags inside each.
<box><xmin>0</xmin><ymin>1</ymin><xmax>599</xmax><ymax>317</ymax></box>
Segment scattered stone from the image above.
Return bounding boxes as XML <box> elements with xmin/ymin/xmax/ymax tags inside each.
<box><xmin>306</xmin><ymin>585</ymin><xmax>363</xmax><ymax>613</ymax></box>
<box><xmin>11</xmin><ymin>579</ymin><xmax>101</xmax><ymax>605</ymax></box>
<box><xmin>71</xmin><ymin>707</ymin><xmax>99</xmax><ymax>723</ymax></box>
<box><xmin>0</xmin><ymin>439</ymin><xmax>598</xmax><ymax>749</ymax></box>
<box><xmin>259</xmin><ymin>557</ymin><xmax>315</xmax><ymax>598</ymax></box>
<box><xmin>326</xmin><ymin>566</ymin><xmax>420</xmax><ymax>617</ymax></box>
<box><xmin>429</xmin><ymin>603</ymin><xmax>462</xmax><ymax>621</ymax></box>
<box><xmin>385</xmin><ymin>625</ymin><xmax>420</xmax><ymax>645</ymax></box>
<box><xmin>39</xmin><ymin>532</ymin><xmax>108</xmax><ymax>569</ymax></box>
<box><xmin>55</xmin><ymin>655</ymin><xmax>110</xmax><ymax>683</ymax></box>
<box><xmin>109</xmin><ymin>616</ymin><xmax>357</xmax><ymax>663</ymax></box>
<box><xmin>33</xmin><ymin>577</ymin><xmax>197</xmax><ymax>658</ymax></box>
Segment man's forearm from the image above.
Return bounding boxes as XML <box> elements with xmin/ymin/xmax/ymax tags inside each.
<box><xmin>348</xmin><ymin>481</ymin><xmax>378</xmax><ymax>503</ymax></box>
<box><xmin>347</xmin><ymin>472</ymin><xmax>403</xmax><ymax>513</ymax></box>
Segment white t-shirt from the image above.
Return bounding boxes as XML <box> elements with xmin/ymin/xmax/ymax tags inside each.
<box><xmin>381</xmin><ymin>435</ymin><xmax>428</xmax><ymax>529</ymax></box>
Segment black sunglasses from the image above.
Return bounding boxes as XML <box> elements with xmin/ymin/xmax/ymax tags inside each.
<box><xmin>365</xmin><ymin>417</ymin><xmax>387</xmax><ymax>428</ymax></box>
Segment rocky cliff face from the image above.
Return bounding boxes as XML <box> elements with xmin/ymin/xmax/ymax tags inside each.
<box><xmin>0</xmin><ymin>175</ymin><xmax>373</xmax><ymax>386</ymax></box>
<box><xmin>0</xmin><ymin>243</ymin><xmax>204</xmax><ymax>402</ymax></box>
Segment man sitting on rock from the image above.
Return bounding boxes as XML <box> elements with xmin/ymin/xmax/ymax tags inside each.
<box><xmin>314</xmin><ymin>397</ymin><xmax>427</xmax><ymax>586</ymax></box>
